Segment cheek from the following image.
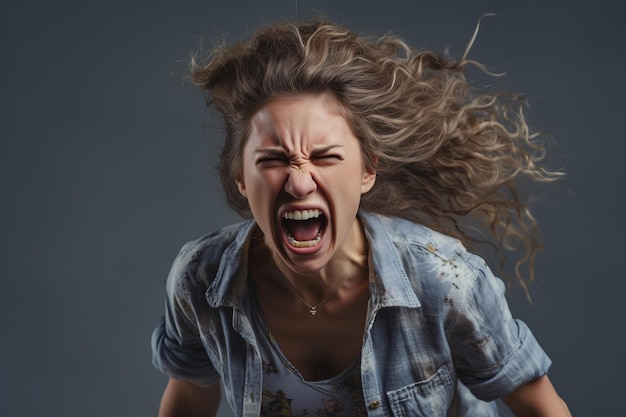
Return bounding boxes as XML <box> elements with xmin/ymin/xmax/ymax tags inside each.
<box><xmin>243</xmin><ymin>171</ymin><xmax>282</xmax><ymax>214</ymax></box>
<box><xmin>322</xmin><ymin>170</ymin><xmax>364</xmax><ymax>208</ymax></box>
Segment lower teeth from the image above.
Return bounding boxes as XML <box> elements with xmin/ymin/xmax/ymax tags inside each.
<box><xmin>287</xmin><ymin>234</ymin><xmax>322</xmax><ymax>248</ymax></box>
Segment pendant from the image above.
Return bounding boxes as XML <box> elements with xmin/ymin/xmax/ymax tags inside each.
<box><xmin>309</xmin><ymin>306</ymin><xmax>317</xmax><ymax>316</ymax></box>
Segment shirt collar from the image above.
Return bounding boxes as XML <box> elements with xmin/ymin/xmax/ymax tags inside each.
<box><xmin>206</xmin><ymin>211</ymin><xmax>421</xmax><ymax>310</ymax></box>
<box><xmin>205</xmin><ymin>219</ymin><xmax>256</xmax><ymax>310</ymax></box>
<box><xmin>359</xmin><ymin>211</ymin><xmax>421</xmax><ymax>309</ymax></box>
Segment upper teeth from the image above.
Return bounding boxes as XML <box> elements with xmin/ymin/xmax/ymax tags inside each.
<box><xmin>283</xmin><ymin>209</ymin><xmax>321</xmax><ymax>220</ymax></box>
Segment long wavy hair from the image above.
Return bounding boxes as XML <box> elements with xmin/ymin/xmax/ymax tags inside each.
<box><xmin>190</xmin><ymin>20</ymin><xmax>562</xmax><ymax>291</ymax></box>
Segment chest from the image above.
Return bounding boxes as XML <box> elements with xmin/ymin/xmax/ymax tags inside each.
<box><xmin>256</xmin><ymin>284</ymin><xmax>370</xmax><ymax>381</ymax></box>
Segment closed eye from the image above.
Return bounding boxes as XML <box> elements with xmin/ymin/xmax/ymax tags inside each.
<box><xmin>255</xmin><ymin>151</ymin><xmax>289</xmax><ymax>165</ymax></box>
<box><xmin>313</xmin><ymin>154</ymin><xmax>343</xmax><ymax>165</ymax></box>
<box><xmin>257</xmin><ymin>157</ymin><xmax>286</xmax><ymax>163</ymax></box>
<box><xmin>310</xmin><ymin>145</ymin><xmax>344</xmax><ymax>163</ymax></box>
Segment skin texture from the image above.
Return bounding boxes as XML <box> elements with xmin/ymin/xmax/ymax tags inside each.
<box><xmin>247</xmin><ymin>230</ymin><xmax>371</xmax><ymax>381</ymax></box>
<box><xmin>503</xmin><ymin>375</ymin><xmax>572</xmax><ymax>417</ymax></box>
<box><xmin>236</xmin><ymin>94</ymin><xmax>376</xmax><ymax>283</ymax></box>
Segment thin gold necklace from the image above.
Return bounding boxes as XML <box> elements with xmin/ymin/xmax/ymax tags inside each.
<box><xmin>280</xmin><ymin>264</ymin><xmax>355</xmax><ymax>316</ymax></box>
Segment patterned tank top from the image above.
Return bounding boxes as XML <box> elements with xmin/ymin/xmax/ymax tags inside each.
<box><xmin>248</xmin><ymin>281</ymin><xmax>368</xmax><ymax>417</ymax></box>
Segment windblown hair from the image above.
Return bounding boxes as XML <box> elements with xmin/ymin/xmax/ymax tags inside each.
<box><xmin>190</xmin><ymin>20</ymin><xmax>562</xmax><ymax>291</ymax></box>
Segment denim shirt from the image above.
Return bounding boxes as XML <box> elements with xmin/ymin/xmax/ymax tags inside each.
<box><xmin>152</xmin><ymin>211</ymin><xmax>551</xmax><ymax>416</ymax></box>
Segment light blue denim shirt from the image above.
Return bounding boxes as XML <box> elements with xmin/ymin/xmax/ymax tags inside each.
<box><xmin>152</xmin><ymin>211</ymin><xmax>551</xmax><ymax>416</ymax></box>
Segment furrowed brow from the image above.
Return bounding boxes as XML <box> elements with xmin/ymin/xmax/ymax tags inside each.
<box><xmin>254</xmin><ymin>148</ymin><xmax>287</xmax><ymax>157</ymax></box>
<box><xmin>310</xmin><ymin>145</ymin><xmax>343</xmax><ymax>157</ymax></box>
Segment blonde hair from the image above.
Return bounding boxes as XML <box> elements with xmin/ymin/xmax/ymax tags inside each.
<box><xmin>190</xmin><ymin>20</ymin><xmax>562</xmax><ymax>291</ymax></box>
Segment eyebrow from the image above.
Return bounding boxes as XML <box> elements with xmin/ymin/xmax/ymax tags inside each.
<box><xmin>310</xmin><ymin>144</ymin><xmax>343</xmax><ymax>157</ymax></box>
<box><xmin>253</xmin><ymin>148</ymin><xmax>287</xmax><ymax>157</ymax></box>
<box><xmin>253</xmin><ymin>144</ymin><xmax>343</xmax><ymax>157</ymax></box>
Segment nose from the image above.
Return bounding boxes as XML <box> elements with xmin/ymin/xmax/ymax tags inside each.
<box><xmin>284</xmin><ymin>168</ymin><xmax>317</xmax><ymax>198</ymax></box>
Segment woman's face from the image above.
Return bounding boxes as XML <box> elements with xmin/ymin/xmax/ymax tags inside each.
<box><xmin>236</xmin><ymin>94</ymin><xmax>376</xmax><ymax>274</ymax></box>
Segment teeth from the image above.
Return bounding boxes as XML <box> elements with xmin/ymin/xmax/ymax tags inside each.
<box><xmin>282</xmin><ymin>209</ymin><xmax>321</xmax><ymax>221</ymax></box>
<box><xmin>282</xmin><ymin>210</ymin><xmax>324</xmax><ymax>248</ymax></box>
<box><xmin>287</xmin><ymin>234</ymin><xmax>322</xmax><ymax>248</ymax></box>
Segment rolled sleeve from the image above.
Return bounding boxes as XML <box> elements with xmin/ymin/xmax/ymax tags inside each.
<box><xmin>463</xmin><ymin>318</ymin><xmax>551</xmax><ymax>400</ymax></box>
<box><xmin>447</xmin><ymin>258</ymin><xmax>551</xmax><ymax>401</ymax></box>
<box><xmin>151</xmin><ymin>243</ymin><xmax>220</xmax><ymax>387</ymax></box>
<box><xmin>151</xmin><ymin>317</ymin><xmax>220</xmax><ymax>387</ymax></box>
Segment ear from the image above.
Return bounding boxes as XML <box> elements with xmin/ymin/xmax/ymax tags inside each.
<box><xmin>236</xmin><ymin>179</ymin><xmax>248</xmax><ymax>198</ymax></box>
<box><xmin>360</xmin><ymin>156</ymin><xmax>377</xmax><ymax>194</ymax></box>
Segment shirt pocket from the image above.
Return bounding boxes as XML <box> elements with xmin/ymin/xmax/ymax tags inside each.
<box><xmin>387</xmin><ymin>366</ymin><xmax>454</xmax><ymax>417</ymax></box>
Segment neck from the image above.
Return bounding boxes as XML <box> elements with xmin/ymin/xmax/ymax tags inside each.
<box><xmin>272</xmin><ymin>217</ymin><xmax>369</xmax><ymax>299</ymax></box>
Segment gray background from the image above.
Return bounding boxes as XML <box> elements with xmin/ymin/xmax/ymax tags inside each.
<box><xmin>1</xmin><ymin>0</ymin><xmax>623</xmax><ymax>416</ymax></box>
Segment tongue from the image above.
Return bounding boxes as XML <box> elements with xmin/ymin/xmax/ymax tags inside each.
<box><xmin>287</xmin><ymin>219</ymin><xmax>322</xmax><ymax>241</ymax></box>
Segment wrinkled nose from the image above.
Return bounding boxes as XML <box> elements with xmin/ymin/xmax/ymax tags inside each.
<box><xmin>284</xmin><ymin>168</ymin><xmax>317</xmax><ymax>198</ymax></box>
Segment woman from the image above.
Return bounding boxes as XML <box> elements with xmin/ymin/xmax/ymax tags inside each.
<box><xmin>152</xmin><ymin>20</ymin><xmax>571</xmax><ymax>416</ymax></box>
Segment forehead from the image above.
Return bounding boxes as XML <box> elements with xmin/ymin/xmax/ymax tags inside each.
<box><xmin>245</xmin><ymin>94</ymin><xmax>356</xmax><ymax>149</ymax></box>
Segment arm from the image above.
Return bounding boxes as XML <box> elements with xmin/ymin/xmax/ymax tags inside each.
<box><xmin>158</xmin><ymin>378</ymin><xmax>221</xmax><ymax>417</ymax></box>
<box><xmin>502</xmin><ymin>375</ymin><xmax>571</xmax><ymax>417</ymax></box>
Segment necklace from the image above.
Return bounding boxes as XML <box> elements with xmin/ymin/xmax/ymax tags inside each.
<box><xmin>280</xmin><ymin>264</ymin><xmax>356</xmax><ymax>316</ymax></box>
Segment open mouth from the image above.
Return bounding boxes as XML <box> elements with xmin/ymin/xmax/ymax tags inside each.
<box><xmin>281</xmin><ymin>209</ymin><xmax>327</xmax><ymax>248</ymax></box>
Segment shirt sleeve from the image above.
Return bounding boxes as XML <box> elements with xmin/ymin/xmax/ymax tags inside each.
<box><xmin>445</xmin><ymin>254</ymin><xmax>552</xmax><ymax>401</ymax></box>
<box><xmin>151</xmin><ymin>245</ymin><xmax>221</xmax><ymax>387</ymax></box>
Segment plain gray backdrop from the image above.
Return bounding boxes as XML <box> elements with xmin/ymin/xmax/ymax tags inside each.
<box><xmin>1</xmin><ymin>0</ymin><xmax>624</xmax><ymax>416</ymax></box>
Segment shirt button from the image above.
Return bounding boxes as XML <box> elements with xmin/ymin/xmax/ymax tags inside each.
<box><xmin>369</xmin><ymin>400</ymin><xmax>381</xmax><ymax>409</ymax></box>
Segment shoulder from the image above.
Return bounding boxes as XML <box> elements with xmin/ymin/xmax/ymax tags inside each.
<box><xmin>361</xmin><ymin>211</ymin><xmax>490</xmax><ymax>303</ymax></box>
<box><xmin>165</xmin><ymin>220</ymin><xmax>255</xmax><ymax>296</ymax></box>
<box><xmin>361</xmin><ymin>211</ymin><xmax>484</xmax><ymax>269</ymax></box>
<box><xmin>176</xmin><ymin>221</ymin><xmax>251</xmax><ymax>267</ymax></box>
